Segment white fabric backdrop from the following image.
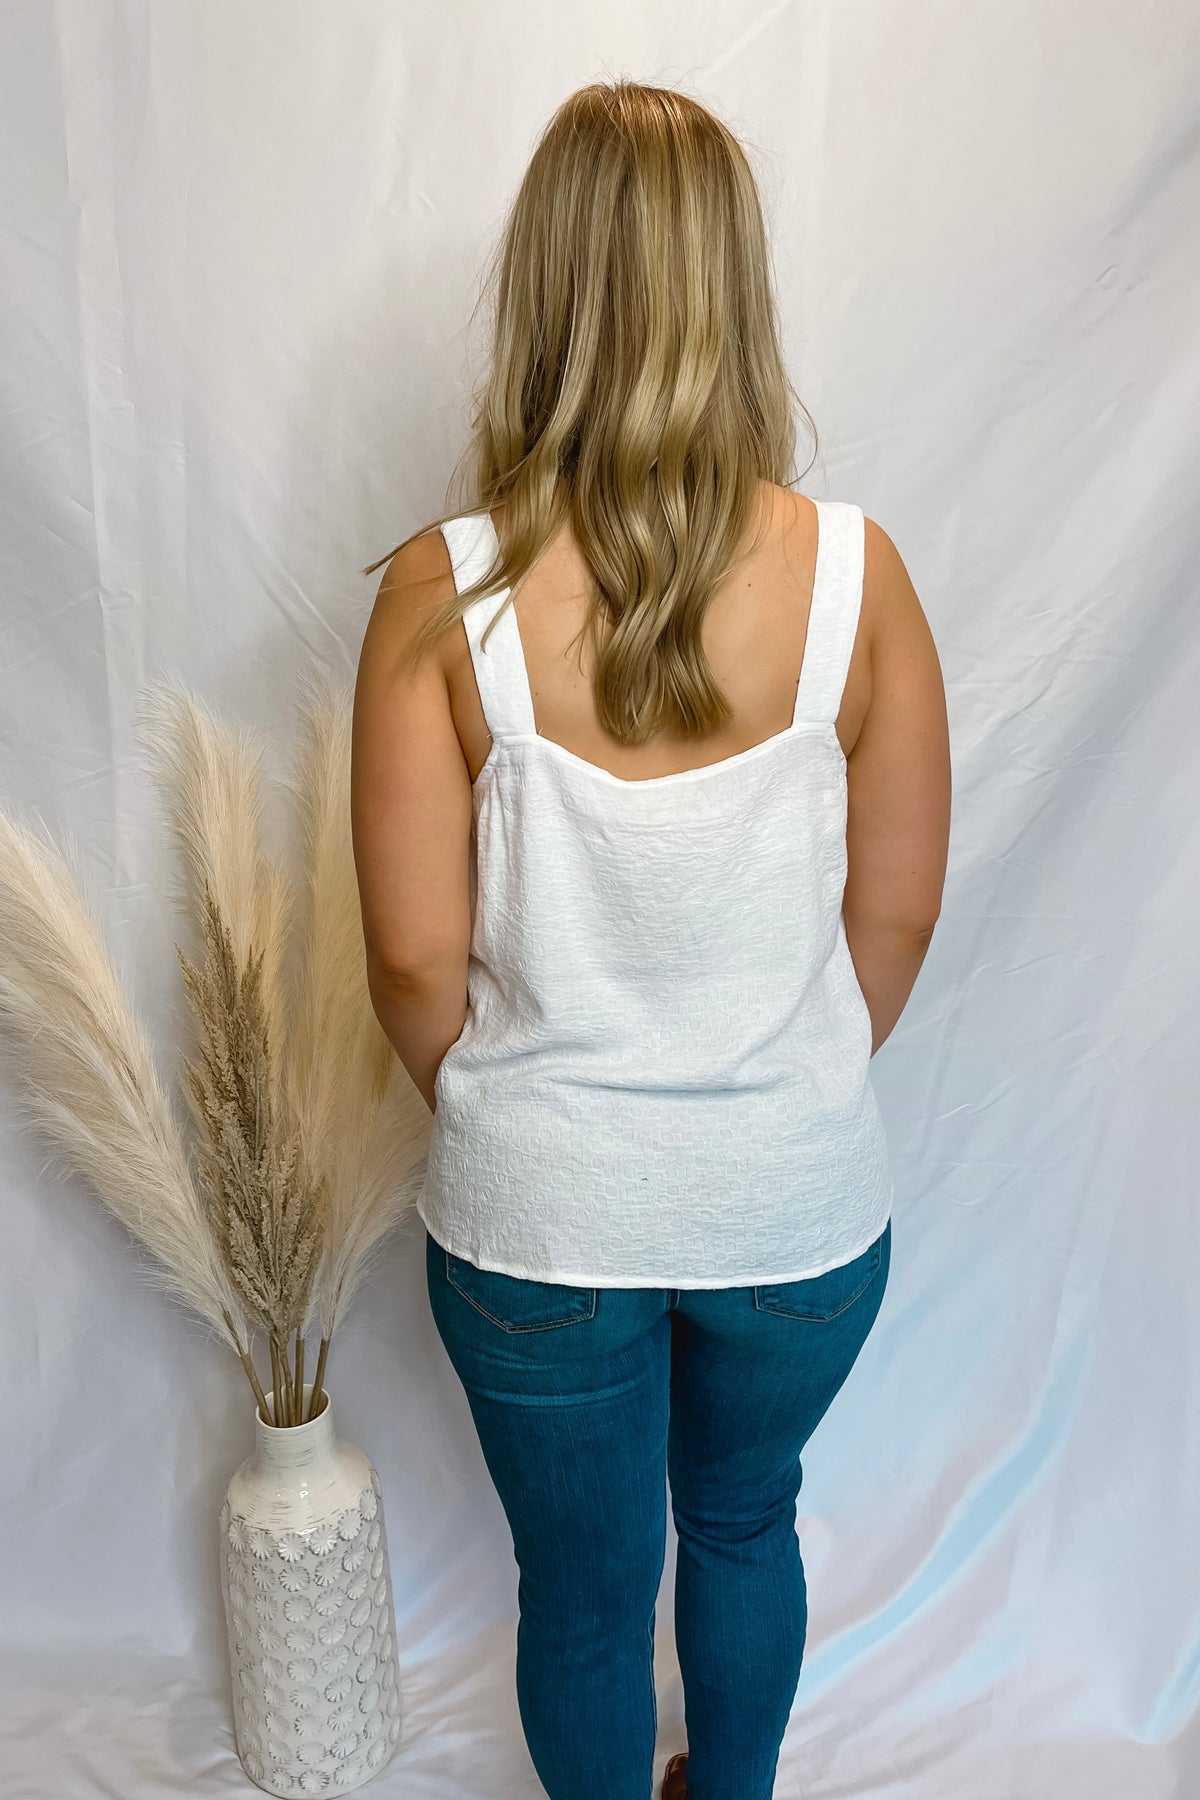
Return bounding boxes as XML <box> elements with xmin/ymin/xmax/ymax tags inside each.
<box><xmin>2</xmin><ymin>3</ymin><xmax>1198</xmax><ymax>1796</ymax></box>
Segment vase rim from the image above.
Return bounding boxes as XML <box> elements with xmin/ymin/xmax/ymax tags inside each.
<box><xmin>256</xmin><ymin>1381</ymin><xmax>331</xmax><ymax>1433</ymax></box>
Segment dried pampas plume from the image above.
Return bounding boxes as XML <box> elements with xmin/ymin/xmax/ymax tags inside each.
<box><xmin>135</xmin><ymin>684</ymin><xmax>294</xmax><ymax>1125</ymax></box>
<box><xmin>177</xmin><ymin>885</ymin><xmax>324</xmax><ymax>1345</ymax></box>
<box><xmin>136</xmin><ymin>672</ymin><xmax>431</xmax><ymax>1423</ymax></box>
<box><xmin>0</xmin><ymin>808</ymin><xmax>253</xmax><ymax>1353</ymax></box>
<box><xmin>0</xmin><ymin>671</ymin><xmax>430</xmax><ymax>1430</ymax></box>
<box><xmin>281</xmin><ymin>671</ymin><xmax>431</xmax><ymax>1354</ymax></box>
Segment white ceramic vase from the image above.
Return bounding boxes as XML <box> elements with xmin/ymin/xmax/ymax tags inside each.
<box><xmin>218</xmin><ymin>1381</ymin><xmax>402</xmax><ymax>1796</ymax></box>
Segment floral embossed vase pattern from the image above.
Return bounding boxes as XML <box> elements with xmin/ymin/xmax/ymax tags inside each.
<box><xmin>218</xmin><ymin>1383</ymin><xmax>402</xmax><ymax>1795</ymax></box>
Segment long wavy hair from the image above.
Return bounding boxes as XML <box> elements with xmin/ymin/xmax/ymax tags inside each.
<box><xmin>363</xmin><ymin>78</ymin><xmax>817</xmax><ymax>744</ymax></box>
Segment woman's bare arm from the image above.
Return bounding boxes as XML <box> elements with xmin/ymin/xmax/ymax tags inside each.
<box><xmin>843</xmin><ymin>518</ymin><xmax>951</xmax><ymax>1054</ymax></box>
<box><xmin>350</xmin><ymin>530</ymin><xmax>474</xmax><ymax>1110</ymax></box>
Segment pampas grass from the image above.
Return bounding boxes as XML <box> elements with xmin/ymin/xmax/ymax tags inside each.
<box><xmin>279</xmin><ymin>677</ymin><xmax>431</xmax><ymax>1378</ymax></box>
<box><xmin>0</xmin><ymin>808</ymin><xmax>256</xmax><ymax>1360</ymax></box>
<box><xmin>0</xmin><ymin>669</ymin><xmax>431</xmax><ymax>1429</ymax></box>
<box><xmin>176</xmin><ymin>883</ymin><xmax>326</xmax><ymax>1427</ymax></box>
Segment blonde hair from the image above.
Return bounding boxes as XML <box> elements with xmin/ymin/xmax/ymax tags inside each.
<box><xmin>364</xmin><ymin>77</ymin><xmax>816</xmax><ymax>744</ymax></box>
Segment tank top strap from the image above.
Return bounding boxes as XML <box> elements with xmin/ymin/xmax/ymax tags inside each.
<box><xmin>791</xmin><ymin>500</ymin><xmax>867</xmax><ymax>727</ymax></box>
<box><xmin>440</xmin><ymin>511</ymin><xmax>537</xmax><ymax>740</ymax></box>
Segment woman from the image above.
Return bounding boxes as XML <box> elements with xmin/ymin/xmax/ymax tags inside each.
<box><xmin>352</xmin><ymin>78</ymin><xmax>950</xmax><ymax>1800</ymax></box>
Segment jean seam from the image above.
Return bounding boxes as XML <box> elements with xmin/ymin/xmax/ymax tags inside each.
<box><xmin>647</xmin><ymin>1611</ymin><xmax>657</xmax><ymax>1752</ymax></box>
<box><xmin>444</xmin><ymin>1278</ymin><xmax>598</xmax><ymax>1332</ymax></box>
<box><xmin>752</xmin><ymin>1240</ymin><xmax>882</xmax><ymax>1321</ymax></box>
<box><xmin>442</xmin><ymin>1246</ymin><xmax>599</xmax><ymax>1331</ymax></box>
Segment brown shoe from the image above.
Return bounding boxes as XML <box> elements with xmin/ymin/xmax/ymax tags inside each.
<box><xmin>661</xmin><ymin>1750</ymin><xmax>688</xmax><ymax>1798</ymax></box>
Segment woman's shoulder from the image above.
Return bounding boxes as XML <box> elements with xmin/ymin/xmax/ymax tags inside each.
<box><xmin>860</xmin><ymin>511</ymin><xmax>936</xmax><ymax>662</ymax></box>
<box><xmin>361</xmin><ymin>521</ymin><xmax>463</xmax><ymax>683</ymax></box>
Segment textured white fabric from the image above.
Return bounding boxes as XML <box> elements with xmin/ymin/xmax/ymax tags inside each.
<box><xmin>416</xmin><ymin>500</ymin><xmax>894</xmax><ymax>1286</ymax></box>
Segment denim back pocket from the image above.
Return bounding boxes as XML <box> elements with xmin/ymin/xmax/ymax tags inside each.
<box><xmin>752</xmin><ymin>1224</ymin><xmax>888</xmax><ymax>1321</ymax></box>
<box><xmin>444</xmin><ymin>1250</ymin><xmax>599</xmax><ymax>1333</ymax></box>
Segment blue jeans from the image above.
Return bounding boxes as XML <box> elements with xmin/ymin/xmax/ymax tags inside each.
<box><xmin>425</xmin><ymin>1217</ymin><xmax>891</xmax><ymax>1800</ymax></box>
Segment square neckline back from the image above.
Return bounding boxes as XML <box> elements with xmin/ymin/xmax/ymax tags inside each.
<box><xmin>446</xmin><ymin>497</ymin><xmax>864</xmax><ymax>792</ymax></box>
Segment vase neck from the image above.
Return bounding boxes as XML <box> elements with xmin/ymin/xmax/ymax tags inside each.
<box><xmin>254</xmin><ymin>1384</ymin><xmax>336</xmax><ymax>1476</ymax></box>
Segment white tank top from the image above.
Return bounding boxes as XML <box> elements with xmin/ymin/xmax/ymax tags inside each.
<box><xmin>414</xmin><ymin>499</ymin><xmax>894</xmax><ymax>1288</ymax></box>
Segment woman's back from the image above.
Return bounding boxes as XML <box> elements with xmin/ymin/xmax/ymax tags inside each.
<box><xmin>443</xmin><ymin>481</ymin><xmax>871</xmax><ymax>786</ymax></box>
<box><xmin>413</xmin><ymin>488</ymin><xmax>910</xmax><ymax>1288</ymax></box>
